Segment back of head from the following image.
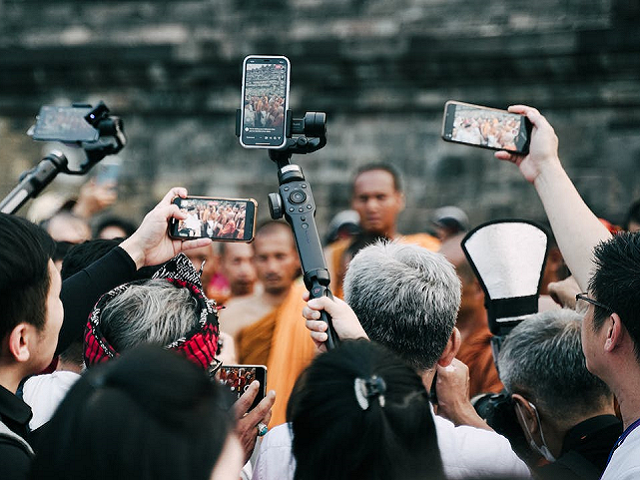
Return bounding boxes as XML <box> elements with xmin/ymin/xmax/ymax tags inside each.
<box><xmin>60</xmin><ymin>238</ymin><xmax>121</xmax><ymax>280</ymax></box>
<box><xmin>289</xmin><ymin>339</ymin><xmax>444</xmax><ymax>480</ymax></box>
<box><xmin>0</xmin><ymin>214</ymin><xmax>55</xmax><ymax>346</ymax></box>
<box><xmin>99</xmin><ymin>279</ymin><xmax>199</xmax><ymax>353</ymax></box>
<box><xmin>498</xmin><ymin>309</ymin><xmax>612</xmax><ymax>422</ymax></box>
<box><xmin>30</xmin><ymin>345</ymin><xmax>233</xmax><ymax>480</ymax></box>
<box><xmin>589</xmin><ymin>232</ymin><xmax>640</xmax><ymax>363</ymax></box>
<box><xmin>343</xmin><ymin>241</ymin><xmax>461</xmax><ymax>371</ymax></box>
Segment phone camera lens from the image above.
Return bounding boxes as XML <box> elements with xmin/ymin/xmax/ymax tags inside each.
<box><xmin>289</xmin><ymin>190</ymin><xmax>307</xmax><ymax>205</ymax></box>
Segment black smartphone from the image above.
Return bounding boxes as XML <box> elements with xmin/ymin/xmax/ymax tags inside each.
<box><xmin>94</xmin><ymin>160</ymin><xmax>121</xmax><ymax>187</ymax></box>
<box><xmin>169</xmin><ymin>196</ymin><xmax>257</xmax><ymax>242</ymax></box>
<box><xmin>442</xmin><ymin>101</ymin><xmax>532</xmax><ymax>155</ymax></box>
<box><xmin>239</xmin><ymin>55</ymin><xmax>290</xmax><ymax>149</ymax></box>
<box><xmin>217</xmin><ymin>365</ymin><xmax>267</xmax><ymax>410</ymax></box>
<box><xmin>31</xmin><ymin>106</ymin><xmax>100</xmax><ymax>143</ymax></box>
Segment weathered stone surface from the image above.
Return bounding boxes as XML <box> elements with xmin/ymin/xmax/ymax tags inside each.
<box><xmin>0</xmin><ymin>0</ymin><xmax>639</xmax><ymax>234</ymax></box>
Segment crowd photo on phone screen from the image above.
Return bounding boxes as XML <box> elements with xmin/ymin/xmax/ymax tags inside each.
<box><xmin>452</xmin><ymin>105</ymin><xmax>521</xmax><ymax>151</ymax></box>
<box><xmin>176</xmin><ymin>199</ymin><xmax>247</xmax><ymax>239</ymax></box>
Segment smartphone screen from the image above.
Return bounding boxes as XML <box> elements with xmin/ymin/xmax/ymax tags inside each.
<box><xmin>32</xmin><ymin>106</ymin><xmax>100</xmax><ymax>143</ymax></box>
<box><xmin>239</xmin><ymin>55</ymin><xmax>290</xmax><ymax>149</ymax></box>
<box><xmin>442</xmin><ymin>101</ymin><xmax>532</xmax><ymax>154</ymax></box>
<box><xmin>217</xmin><ymin>365</ymin><xmax>267</xmax><ymax>410</ymax></box>
<box><xmin>94</xmin><ymin>160</ymin><xmax>121</xmax><ymax>187</ymax></box>
<box><xmin>169</xmin><ymin>196</ymin><xmax>257</xmax><ymax>242</ymax></box>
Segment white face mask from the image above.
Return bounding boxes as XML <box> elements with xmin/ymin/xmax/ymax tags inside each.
<box><xmin>516</xmin><ymin>401</ymin><xmax>557</xmax><ymax>463</ymax></box>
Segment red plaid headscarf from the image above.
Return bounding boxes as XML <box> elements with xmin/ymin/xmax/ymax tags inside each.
<box><xmin>84</xmin><ymin>253</ymin><xmax>220</xmax><ymax>372</ymax></box>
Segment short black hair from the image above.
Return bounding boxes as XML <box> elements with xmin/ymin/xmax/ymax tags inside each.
<box><xmin>0</xmin><ymin>214</ymin><xmax>55</xmax><ymax>346</ymax></box>
<box><xmin>589</xmin><ymin>232</ymin><xmax>640</xmax><ymax>361</ymax></box>
<box><xmin>353</xmin><ymin>163</ymin><xmax>403</xmax><ymax>192</ymax></box>
<box><xmin>94</xmin><ymin>215</ymin><xmax>137</xmax><ymax>239</ymax></box>
<box><xmin>61</xmin><ymin>238</ymin><xmax>121</xmax><ymax>280</ymax></box>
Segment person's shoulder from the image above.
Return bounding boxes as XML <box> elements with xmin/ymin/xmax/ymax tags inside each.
<box><xmin>434</xmin><ymin>415</ymin><xmax>531</xmax><ymax>478</ymax></box>
<box><xmin>0</xmin><ymin>431</ymin><xmax>33</xmax><ymax>479</ymax></box>
<box><xmin>401</xmin><ymin>233</ymin><xmax>441</xmax><ymax>251</ymax></box>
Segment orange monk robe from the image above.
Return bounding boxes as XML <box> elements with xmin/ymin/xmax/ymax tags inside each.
<box><xmin>235</xmin><ymin>280</ymin><xmax>316</xmax><ymax>427</ymax></box>
<box><xmin>326</xmin><ymin>233</ymin><xmax>441</xmax><ymax>299</ymax></box>
<box><xmin>456</xmin><ymin>326</ymin><xmax>503</xmax><ymax>398</ymax></box>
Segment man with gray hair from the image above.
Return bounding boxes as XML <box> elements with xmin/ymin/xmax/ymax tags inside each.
<box><xmin>252</xmin><ymin>241</ymin><xmax>531</xmax><ymax>480</ymax></box>
<box><xmin>498</xmin><ymin>309</ymin><xmax>621</xmax><ymax>479</ymax></box>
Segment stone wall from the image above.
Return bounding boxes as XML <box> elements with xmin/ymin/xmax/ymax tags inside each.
<box><xmin>1</xmin><ymin>0</ymin><xmax>639</xmax><ymax>235</ymax></box>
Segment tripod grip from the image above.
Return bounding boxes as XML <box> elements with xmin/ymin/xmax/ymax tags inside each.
<box><xmin>308</xmin><ymin>283</ymin><xmax>340</xmax><ymax>350</ymax></box>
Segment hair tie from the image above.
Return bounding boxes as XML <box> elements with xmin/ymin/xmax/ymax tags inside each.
<box><xmin>354</xmin><ymin>375</ymin><xmax>387</xmax><ymax>410</ymax></box>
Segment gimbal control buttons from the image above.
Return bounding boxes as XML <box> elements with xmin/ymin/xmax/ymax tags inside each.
<box><xmin>289</xmin><ymin>190</ymin><xmax>307</xmax><ymax>204</ymax></box>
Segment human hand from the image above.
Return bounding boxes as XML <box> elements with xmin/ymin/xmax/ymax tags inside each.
<box><xmin>302</xmin><ymin>292</ymin><xmax>368</xmax><ymax>353</ymax></box>
<box><xmin>233</xmin><ymin>381</ymin><xmax>276</xmax><ymax>464</ymax></box>
<box><xmin>435</xmin><ymin>358</ymin><xmax>491</xmax><ymax>430</ymax></box>
<box><xmin>72</xmin><ymin>179</ymin><xmax>118</xmax><ymax>219</ymax></box>
<box><xmin>494</xmin><ymin>105</ymin><xmax>562</xmax><ymax>185</ymax></box>
<box><xmin>119</xmin><ymin>188</ymin><xmax>212</xmax><ymax>269</ymax></box>
<box><xmin>547</xmin><ymin>275</ymin><xmax>581</xmax><ymax>309</ymax></box>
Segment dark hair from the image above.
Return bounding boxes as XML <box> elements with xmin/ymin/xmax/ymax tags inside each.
<box><xmin>94</xmin><ymin>215</ymin><xmax>137</xmax><ymax>239</ymax></box>
<box><xmin>624</xmin><ymin>199</ymin><xmax>640</xmax><ymax>230</ymax></box>
<box><xmin>61</xmin><ymin>238</ymin><xmax>121</xmax><ymax>280</ymax></box>
<box><xmin>589</xmin><ymin>232</ymin><xmax>640</xmax><ymax>361</ymax></box>
<box><xmin>30</xmin><ymin>345</ymin><xmax>234</xmax><ymax>480</ymax></box>
<box><xmin>0</xmin><ymin>214</ymin><xmax>55</xmax><ymax>346</ymax></box>
<box><xmin>353</xmin><ymin>163</ymin><xmax>403</xmax><ymax>192</ymax></box>
<box><xmin>288</xmin><ymin>340</ymin><xmax>445</xmax><ymax>480</ymax></box>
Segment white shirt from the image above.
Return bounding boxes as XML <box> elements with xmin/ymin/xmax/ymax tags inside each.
<box><xmin>252</xmin><ymin>414</ymin><xmax>531</xmax><ymax>480</ymax></box>
<box><xmin>22</xmin><ymin>371</ymin><xmax>80</xmax><ymax>430</ymax></box>
<box><xmin>600</xmin><ymin>423</ymin><xmax>640</xmax><ymax>480</ymax></box>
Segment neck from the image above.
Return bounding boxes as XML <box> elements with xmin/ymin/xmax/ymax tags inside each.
<box><xmin>260</xmin><ymin>286</ymin><xmax>291</xmax><ymax>308</ymax></box>
<box><xmin>0</xmin><ymin>364</ymin><xmax>27</xmax><ymax>395</ymax></box>
<box><xmin>604</xmin><ymin>358</ymin><xmax>640</xmax><ymax>430</ymax></box>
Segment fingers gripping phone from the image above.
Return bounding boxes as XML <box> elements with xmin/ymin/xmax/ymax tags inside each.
<box><xmin>239</xmin><ymin>55</ymin><xmax>290</xmax><ymax>149</ymax></box>
<box><xmin>442</xmin><ymin>101</ymin><xmax>532</xmax><ymax>155</ymax></box>
<box><xmin>217</xmin><ymin>365</ymin><xmax>267</xmax><ymax>410</ymax></box>
<box><xmin>169</xmin><ymin>196</ymin><xmax>257</xmax><ymax>242</ymax></box>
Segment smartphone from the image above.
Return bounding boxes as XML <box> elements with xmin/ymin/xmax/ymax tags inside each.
<box><xmin>94</xmin><ymin>159</ymin><xmax>121</xmax><ymax>187</ymax></box>
<box><xmin>442</xmin><ymin>101</ymin><xmax>532</xmax><ymax>154</ymax></box>
<box><xmin>31</xmin><ymin>106</ymin><xmax>100</xmax><ymax>143</ymax></box>
<box><xmin>169</xmin><ymin>196</ymin><xmax>257</xmax><ymax>242</ymax></box>
<box><xmin>217</xmin><ymin>365</ymin><xmax>267</xmax><ymax>410</ymax></box>
<box><xmin>239</xmin><ymin>55</ymin><xmax>290</xmax><ymax>149</ymax></box>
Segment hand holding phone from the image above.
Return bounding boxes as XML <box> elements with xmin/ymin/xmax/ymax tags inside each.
<box><xmin>442</xmin><ymin>101</ymin><xmax>532</xmax><ymax>154</ymax></box>
<box><xmin>169</xmin><ymin>196</ymin><xmax>257</xmax><ymax>242</ymax></box>
<box><xmin>217</xmin><ymin>365</ymin><xmax>267</xmax><ymax>410</ymax></box>
<box><xmin>239</xmin><ymin>55</ymin><xmax>290</xmax><ymax>149</ymax></box>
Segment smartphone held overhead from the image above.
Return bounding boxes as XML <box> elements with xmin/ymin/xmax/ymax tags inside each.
<box><xmin>31</xmin><ymin>105</ymin><xmax>100</xmax><ymax>143</ymax></box>
<box><xmin>239</xmin><ymin>55</ymin><xmax>290</xmax><ymax>149</ymax></box>
<box><xmin>169</xmin><ymin>196</ymin><xmax>257</xmax><ymax>242</ymax></box>
<box><xmin>442</xmin><ymin>101</ymin><xmax>532</xmax><ymax>155</ymax></box>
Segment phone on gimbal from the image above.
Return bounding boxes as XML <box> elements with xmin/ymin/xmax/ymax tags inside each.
<box><xmin>31</xmin><ymin>106</ymin><xmax>100</xmax><ymax>143</ymax></box>
<box><xmin>442</xmin><ymin>101</ymin><xmax>532</xmax><ymax>155</ymax></box>
<box><xmin>239</xmin><ymin>55</ymin><xmax>290</xmax><ymax>149</ymax></box>
<box><xmin>169</xmin><ymin>196</ymin><xmax>257</xmax><ymax>242</ymax></box>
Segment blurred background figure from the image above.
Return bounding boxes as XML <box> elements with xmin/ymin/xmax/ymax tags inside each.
<box><xmin>218</xmin><ymin>242</ymin><xmax>259</xmax><ymax>302</ymax></box>
<box><xmin>94</xmin><ymin>215</ymin><xmax>137</xmax><ymax>240</ymax></box>
<box><xmin>431</xmin><ymin>206</ymin><xmax>469</xmax><ymax>242</ymax></box>
<box><xmin>323</xmin><ymin>209</ymin><xmax>360</xmax><ymax>246</ymax></box>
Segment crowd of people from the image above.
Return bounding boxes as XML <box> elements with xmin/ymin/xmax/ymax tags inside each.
<box><xmin>1</xmin><ymin>104</ymin><xmax>640</xmax><ymax>480</ymax></box>
<box><xmin>451</xmin><ymin>104</ymin><xmax>522</xmax><ymax>151</ymax></box>
<box><xmin>175</xmin><ymin>198</ymin><xmax>249</xmax><ymax>241</ymax></box>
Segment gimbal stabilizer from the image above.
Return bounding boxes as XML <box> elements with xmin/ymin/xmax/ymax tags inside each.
<box><xmin>0</xmin><ymin>102</ymin><xmax>126</xmax><ymax>214</ymax></box>
<box><xmin>236</xmin><ymin>110</ymin><xmax>340</xmax><ymax>349</ymax></box>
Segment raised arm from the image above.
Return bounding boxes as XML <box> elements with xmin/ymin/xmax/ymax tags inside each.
<box><xmin>495</xmin><ymin>105</ymin><xmax>611</xmax><ymax>291</ymax></box>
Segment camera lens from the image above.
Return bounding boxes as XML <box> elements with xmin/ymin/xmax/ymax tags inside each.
<box><xmin>289</xmin><ymin>190</ymin><xmax>307</xmax><ymax>204</ymax></box>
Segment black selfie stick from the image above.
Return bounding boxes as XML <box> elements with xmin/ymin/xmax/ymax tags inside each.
<box><xmin>236</xmin><ymin>110</ymin><xmax>339</xmax><ymax>349</ymax></box>
<box><xmin>0</xmin><ymin>102</ymin><xmax>126</xmax><ymax>215</ymax></box>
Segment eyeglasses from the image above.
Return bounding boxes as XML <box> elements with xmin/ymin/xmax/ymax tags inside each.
<box><xmin>575</xmin><ymin>292</ymin><xmax>614</xmax><ymax>315</ymax></box>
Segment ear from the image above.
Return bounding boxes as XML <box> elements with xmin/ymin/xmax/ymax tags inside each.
<box><xmin>7</xmin><ymin>323</ymin><xmax>32</xmax><ymax>363</ymax></box>
<box><xmin>512</xmin><ymin>393</ymin><xmax>539</xmax><ymax>435</ymax></box>
<box><xmin>397</xmin><ymin>191</ymin><xmax>406</xmax><ymax>213</ymax></box>
<box><xmin>604</xmin><ymin>313</ymin><xmax>625</xmax><ymax>353</ymax></box>
<box><xmin>437</xmin><ymin>327</ymin><xmax>461</xmax><ymax>367</ymax></box>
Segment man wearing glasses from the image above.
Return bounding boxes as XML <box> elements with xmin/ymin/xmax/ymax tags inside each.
<box><xmin>496</xmin><ymin>105</ymin><xmax>640</xmax><ymax>480</ymax></box>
